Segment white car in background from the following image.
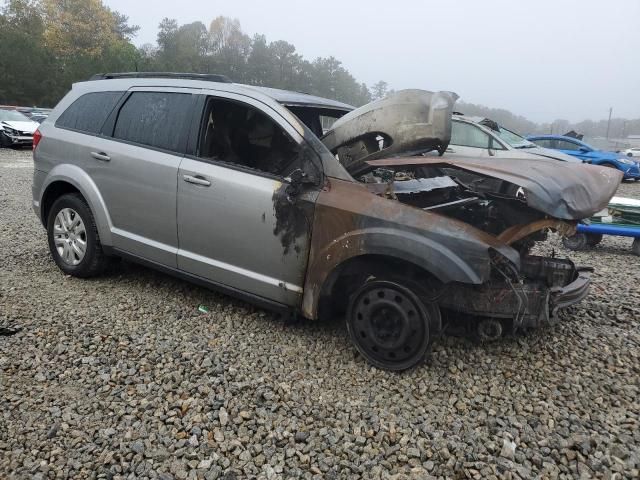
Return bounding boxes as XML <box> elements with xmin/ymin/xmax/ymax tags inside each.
<box><xmin>623</xmin><ymin>147</ymin><xmax>640</xmax><ymax>158</ymax></box>
<box><xmin>448</xmin><ymin>115</ymin><xmax>581</xmax><ymax>163</ymax></box>
<box><xmin>0</xmin><ymin>109</ymin><xmax>39</xmax><ymax>148</ymax></box>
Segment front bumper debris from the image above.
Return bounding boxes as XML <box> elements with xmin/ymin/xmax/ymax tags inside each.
<box><xmin>437</xmin><ymin>256</ymin><xmax>592</xmax><ymax>330</ymax></box>
<box><xmin>549</xmin><ymin>267</ymin><xmax>591</xmax><ymax>316</ymax></box>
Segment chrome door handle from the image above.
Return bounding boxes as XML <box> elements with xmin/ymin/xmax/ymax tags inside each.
<box><xmin>90</xmin><ymin>151</ymin><xmax>111</xmax><ymax>162</ymax></box>
<box><xmin>183</xmin><ymin>174</ymin><xmax>211</xmax><ymax>187</ymax></box>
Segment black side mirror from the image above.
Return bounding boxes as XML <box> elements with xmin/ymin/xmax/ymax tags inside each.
<box><xmin>284</xmin><ymin>168</ymin><xmax>313</xmax><ymax>203</ymax></box>
<box><xmin>287</xmin><ymin>168</ymin><xmax>307</xmax><ymax>185</ymax></box>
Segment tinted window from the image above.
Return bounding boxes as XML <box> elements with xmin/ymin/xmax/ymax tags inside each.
<box><xmin>56</xmin><ymin>92</ymin><xmax>123</xmax><ymax>134</ymax></box>
<box><xmin>113</xmin><ymin>92</ymin><xmax>192</xmax><ymax>153</ymax></box>
<box><xmin>450</xmin><ymin>121</ymin><xmax>490</xmax><ymax>148</ymax></box>
<box><xmin>556</xmin><ymin>140</ymin><xmax>582</xmax><ymax>151</ymax></box>
<box><xmin>198</xmin><ymin>97</ymin><xmax>299</xmax><ymax>176</ymax></box>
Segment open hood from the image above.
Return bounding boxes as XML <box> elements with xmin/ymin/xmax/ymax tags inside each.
<box><xmin>364</xmin><ymin>154</ymin><xmax>622</xmax><ymax>220</ymax></box>
<box><xmin>321</xmin><ymin>89</ymin><xmax>458</xmax><ymax>176</ymax></box>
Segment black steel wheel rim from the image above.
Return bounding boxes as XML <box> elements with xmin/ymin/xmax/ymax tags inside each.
<box><xmin>350</xmin><ymin>283</ymin><xmax>427</xmax><ymax>365</ymax></box>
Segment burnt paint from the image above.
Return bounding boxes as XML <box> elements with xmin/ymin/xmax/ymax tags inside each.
<box><xmin>271</xmin><ymin>183</ymin><xmax>311</xmax><ymax>255</ymax></box>
<box><xmin>300</xmin><ymin>178</ymin><xmax>522</xmax><ymax>319</ymax></box>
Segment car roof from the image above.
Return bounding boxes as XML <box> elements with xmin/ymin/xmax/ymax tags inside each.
<box><xmin>245</xmin><ymin>86</ymin><xmax>354</xmax><ymax>111</ymax></box>
<box><xmin>78</xmin><ymin>75</ymin><xmax>354</xmax><ymax>112</ymax></box>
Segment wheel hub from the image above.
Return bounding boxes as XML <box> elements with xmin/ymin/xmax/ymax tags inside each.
<box><xmin>53</xmin><ymin>208</ymin><xmax>87</xmax><ymax>266</ymax></box>
<box><xmin>350</xmin><ymin>282</ymin><xmax>428</xmax><ymax>367</ymax></box>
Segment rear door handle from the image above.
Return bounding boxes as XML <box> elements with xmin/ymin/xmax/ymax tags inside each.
<box><xmin>183</xmin><ymin>174</ymin><xmax>211</xmax><ymax>187</ymax></box>
<box><xmin>90</xmin><ymin>151</ymin><xmax>111</xmax><ymax>162</ymax></box>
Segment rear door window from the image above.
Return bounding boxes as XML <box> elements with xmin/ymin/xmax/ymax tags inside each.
<box><xmin>113</xmin><ymin>92</ymin><xmax>192</xmax><ymax>153</ymax></box>
<box><xmin>56</xmin><ymin>91</ymin><xmax>124</xmax><ymax>134</ymax></box>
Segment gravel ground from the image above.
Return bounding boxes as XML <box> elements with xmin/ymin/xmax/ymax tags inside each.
<box><xmin>1</xmin><ymin>148</ymin><xmax>639</xmax><ymax>480</ymax></box>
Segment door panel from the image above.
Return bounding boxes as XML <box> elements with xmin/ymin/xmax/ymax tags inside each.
<box><xmin>87</xmin><ymin>89</ymin><xmax>195</xmax><ymax>266</ymax></box>
<box><xmin>87</xmin><ymin>138</ymin><xmax>181</xmax><ymax>266</ymax></box>
<box><xmin>177</xmin><ymin>158</ymin><xmax>315</xmax><ymax>305</ymax></box>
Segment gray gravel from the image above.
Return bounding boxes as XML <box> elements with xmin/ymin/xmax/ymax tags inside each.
<box><xmin>1</xmin><ymin>148</ymin><xmax>639</xmax><ymax>479</ymax></box>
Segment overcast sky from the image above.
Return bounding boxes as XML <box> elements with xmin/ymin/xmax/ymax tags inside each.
<box><xmin>103</xmin><ymin>0</ymin><xmax>639</xmax><ymax>123</ymax></box>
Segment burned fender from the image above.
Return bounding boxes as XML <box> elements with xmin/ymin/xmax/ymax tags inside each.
<box><xmin>300</xmin><ymin>178</ymin><xmax>520</xmax><ymax>319</ymax></box>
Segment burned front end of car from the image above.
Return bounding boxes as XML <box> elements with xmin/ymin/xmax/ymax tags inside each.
<box><xmin>437</xmin><ymin>251</ymin><xmax>593</xmax><ymax>337</ymax></box>
<box><xmin>318</xmin><ymin>90</ymin><xmax>622</xmax><ymax>337</ymax></box>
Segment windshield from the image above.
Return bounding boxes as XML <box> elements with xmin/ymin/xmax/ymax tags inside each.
<box><xmin>494</xmin><ymin>126</ymin><xmax>536</xmax><ymax>149</ymax></box>
<box><xmin>0</xmin><ymin>110</ymin><xmax>31</xmax><ymax>122</ymax></box>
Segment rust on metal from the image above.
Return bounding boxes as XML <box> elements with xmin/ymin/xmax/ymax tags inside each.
<box><xmin>497</xmin><ymin>219</ymin><xmax>577</xmax><ymax>245</ymax></box>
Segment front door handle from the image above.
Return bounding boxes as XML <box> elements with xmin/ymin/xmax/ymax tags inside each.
<box><xmin>90</xmin><ymin>151</ymin><xmax>111</xmax><ymax>162</ymax></box>
<box><xmin>183</xmin><ymin>174</ymin><xmax>211</xmax><ymax>187</ymax></box>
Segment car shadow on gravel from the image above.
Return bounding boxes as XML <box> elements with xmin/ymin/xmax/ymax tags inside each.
<box><xmin>90</xmin><ymin>257</ymin><xmax>590</xmax><ymax>371</ymax></box>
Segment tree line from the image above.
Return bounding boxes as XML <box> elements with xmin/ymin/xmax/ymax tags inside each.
<box><xmin>0</xmin><ymin>0</ymin><xmax>385</xmax><ymax>108</ymax></box>
<box><xmin>456</xmin><ymin>101</ymin><xmax>640</xmax><ymax>139</ymax></box>
<box><xmin>1</xmin><ymin>0</ymin><xmax>638</xmax><ymax>138</ymax></box>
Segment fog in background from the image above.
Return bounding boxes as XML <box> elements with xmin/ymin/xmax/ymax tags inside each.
<box><xmin>103</xmin><ymin>0</ymin><xmax>640</xmax><ymax>124</ymax></box>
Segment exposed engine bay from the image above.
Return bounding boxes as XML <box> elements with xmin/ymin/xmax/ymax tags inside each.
<box><xmin>316</xmin><ymin>89</ymin><xmax>622</xmax><ymax>336</ymax></box>
<box><xmin>356</xmin><ymin>160</ymin><xmax>597</xmax><ymax>333</ymax></box>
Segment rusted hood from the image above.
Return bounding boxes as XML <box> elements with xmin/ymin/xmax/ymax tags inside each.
<box><xmin>366</xmin><ymin>155</ymin><xmax>622</xmax><ymax>220</ymax></box>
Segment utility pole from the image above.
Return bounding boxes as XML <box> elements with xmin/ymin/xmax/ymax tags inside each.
<box><xmin>606</xmin><ymin>107</ymin><xmax>612</xmax><ymax>139</ymax></box>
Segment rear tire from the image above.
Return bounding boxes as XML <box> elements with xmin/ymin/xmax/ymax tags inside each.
<box><xmin>632</xmin><ymin>238</ymin><xmax>640</xmax><ymax>256</ymax></box>
<box><xmin>0</xmin><ymin>132</ymin><xmax>10</xmax><ymax>148</ymax></box>
<box><xmin>346</xmin><ymin>275</ymin><xmax>439</xmax><ymax>371</ymax></box>
<box><xmin>47</xmin><ymin>193</ymin><xmax>108</xmax><ymax>277</ymax></box>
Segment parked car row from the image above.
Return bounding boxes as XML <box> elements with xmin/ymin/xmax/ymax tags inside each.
<box><xmin>0</xmin><ymin>109</ymin><xmax>40</xmax><ymax>148</ymax></box>
<box><xmin>0</xmin><ymin>105</ymin><xmax>51</xmax><ymax>123</ymax></box>
<box><xmin>0</xmin><ymin>105</ymin><xmax>51</xmax><ymax>148</ymax></box>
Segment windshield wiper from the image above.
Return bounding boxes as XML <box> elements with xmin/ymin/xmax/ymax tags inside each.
<box><xmin>514</xmin><ymin>144</ymin><xmax>535</xmax><ymax>149</ymax></box>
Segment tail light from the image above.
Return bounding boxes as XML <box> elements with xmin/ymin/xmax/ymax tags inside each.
<box><xmin>33</xmin><ymin>129</ymin><xmax>42</xmax><ymax>150</ymax></box>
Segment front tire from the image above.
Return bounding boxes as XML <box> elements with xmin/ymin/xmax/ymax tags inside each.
<box><xmin>47</xmin><ymin>193</ymin><xmax>108</xmax><ymax>277</ymax></box>
<box><xmin>346</xmin><ymin>277</ymin><xmax>438</xmax><ymax>371</ymax></box>
<box><xmin>0</xmin><ymin>132</ymin><xmax>11</xmax><ymax>148</ymax></box>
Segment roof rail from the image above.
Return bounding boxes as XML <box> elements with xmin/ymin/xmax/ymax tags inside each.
<box><xmin>89</xmin><ymin>72</ymin><xmax>233</xmax><ymax>83</ymax></box>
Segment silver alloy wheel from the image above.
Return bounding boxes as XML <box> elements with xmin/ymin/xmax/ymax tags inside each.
<box><xmin>53</xmin><ymin>208</ymin><xmax>87</xmax><ymax>266</ymax></box>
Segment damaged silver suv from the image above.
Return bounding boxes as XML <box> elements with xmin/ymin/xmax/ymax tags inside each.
<box><xmin>32</xmin><ymin>72</ymin><xmax>621</xmax><ymax>370</ymax></box>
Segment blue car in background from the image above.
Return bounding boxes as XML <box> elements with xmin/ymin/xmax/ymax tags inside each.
<box><xmin>526</xmin><ymin>134</ymin><xmax>640</xmax><ymax>180</ymax></box>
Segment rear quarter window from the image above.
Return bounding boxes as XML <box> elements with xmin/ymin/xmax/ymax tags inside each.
<box><xmin>56</xmin><ymin>91</ymin><xmax>124</xmax><ymax>134</ymax></box>
<box><xmin>112</xmin><ymin>92</ymin><xmax>192</xmax><ymax>153</ymax></box>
